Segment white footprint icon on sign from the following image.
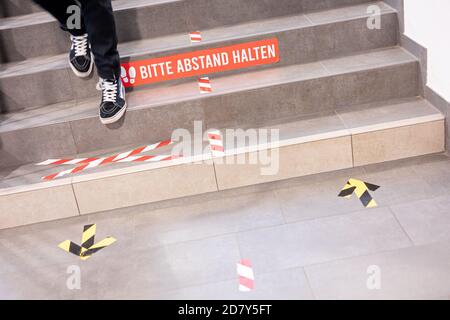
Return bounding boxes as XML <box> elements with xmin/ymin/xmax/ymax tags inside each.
<box><xmin>121</xmin><ymin>66</ymin><xmax>129</xmax><ymax>83</ymax></box>
<box><xmin>128</xmin><ymin>67</ymin><xmax>136</xmax><ymax>84</ymax></box>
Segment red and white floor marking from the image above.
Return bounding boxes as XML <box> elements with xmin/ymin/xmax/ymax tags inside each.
<box><xmin>42</xmin><ymin>155</ymin><xmax>176</xmax><ymax>181</ymax></box>
<box><xmin>37</xmin><ymin>140</ymin><xmax>173</xmax><ymax>166</ymax></box>
<box><xmin>116</xmin><ymin>154</ymin><xmax>177</xmax><ymax>163</ymax></box>
<box><xmin>39</xmin><ymin>140</ymin><xmax>174</xmax><ymax>180</ymax></box>
<box><xmin>237</xmin><ymin>259</ymin><xmax>255</xmax><ymax>292</ymax></box>
<box><xmin>189</xmin><ymin>31</ymin><xmax>202</xmax><ymax>43</ymax></box>
<box><xmin>121</xmin><ymin>66</ymin><xmax>137</xmax><ymax>85</ymax></box>
<box><xmin>198</xmin><ymin>77</ymin><xmax>212</xmax><ymax>94</ymax></box>
<box><xmin>207</xmin><ymin>129</ymin><xmax>225</xmax><ymax>157</ymax></box>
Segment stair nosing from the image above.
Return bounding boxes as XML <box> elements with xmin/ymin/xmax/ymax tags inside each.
<box><xmin>348</xmin><ymin>115</ymin><xmax>445</xmax><ymax>135</ymax></box>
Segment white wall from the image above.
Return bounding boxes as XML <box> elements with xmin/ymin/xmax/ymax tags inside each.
<box><xmin>404</xmin><ymin>0</ymin><xmax>450</xmax><ymax>102</ymax></box>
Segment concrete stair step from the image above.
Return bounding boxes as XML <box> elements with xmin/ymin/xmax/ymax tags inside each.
<box><xmin>0</xmin><ymin>96</ymin><xmax>444</xmax><ymax>229</ymax></box>
<box><xmin>0</xmin><ymin>47</ymin><xmax>420</xmax><ymax>168</ymax></box>
<box><xmin>0</xmin><ymin>2</ymin><xmax>397</xmax><ymax>112</ymax></box>
<box><xmin>0</xmin><ymin>0</ymin><xmax>374</xmax><ymax>62</ymax></box>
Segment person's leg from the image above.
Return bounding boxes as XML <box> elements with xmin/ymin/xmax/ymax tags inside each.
<box><xmin>33</xmin><ymin>0</ymin><xmax>86</xmax><ymax>36</ymax></box>
<box><xmin>34</xmin><ymin>0</ymin><xmax>125</xmax><ymax>124</ymax></box>
<box><xmin>78</xmin><ymin>0</ymin><xmax>120</xmax><ymax>80</ymax></box>
<box><xmin>77</xmin><ymin>0</ymin><xmax>125</xmax><ymax>124</ymax></box>
<box><xmin>33</xmin><ymin>0</ymin><xmax>94</xmax><ymax>77</ymax></box>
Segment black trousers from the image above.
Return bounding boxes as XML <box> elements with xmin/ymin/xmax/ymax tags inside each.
<box><xmin>33</xmin><ymin>0</ymin><xmax>120</xmax><ymax>79</ymax></box>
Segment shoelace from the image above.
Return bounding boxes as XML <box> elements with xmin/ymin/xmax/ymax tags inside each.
<box><xmin>70</xmin><ymin>34</ymin><xmax>89</xmax><ymax>57</ymax></box>
<box><xmin>97</xmin><ymin>78</ymin><xmax>118</xmax><ymax>103</ymax></box>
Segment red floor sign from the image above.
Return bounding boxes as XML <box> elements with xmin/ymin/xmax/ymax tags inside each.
<box><xmin>120</xmin><ymin>38</ymin><xmax>280</xmax><ymax>88</ymax></box>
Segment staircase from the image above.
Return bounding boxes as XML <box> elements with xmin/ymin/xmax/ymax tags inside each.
<box><xmin>0</xmin><ymin>0</ymin><xmax>445</xmax><ymax>229</ymax></box>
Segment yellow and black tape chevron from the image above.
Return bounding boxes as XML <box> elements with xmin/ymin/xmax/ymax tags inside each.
<box><xmin>58</xmin><ymin>224</ymin><xmax>116</xmax><ymax>260</ymax></box>
<box><xmin>338</xmin><ymin>178</ymin><xmax>380</xmax><ymax>208</ymax></box>
<box><xmin>82</xmin><ymin>224</ymin><xmax>96</xmax><ymax>250</ymax></box>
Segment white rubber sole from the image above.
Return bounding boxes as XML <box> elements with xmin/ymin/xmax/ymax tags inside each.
<box><xmin>69</xmin><ymin>52</ymin><xmax>94</xmax><ymax>78</ymax></box>
<box><xmin>99</xmin><ymin>102</ymin><xmax>128</xmax><ymax>125</ymax></box>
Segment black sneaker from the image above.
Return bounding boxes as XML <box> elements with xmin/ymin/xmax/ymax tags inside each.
<box><xmin>69</xmin><ymin>34</ymin><xmax>94</xmax><ymax>78</ymax></box>
<box><xmin>98</xmin><ymin>77</ymin><xmax>127</xmax><ymax>125</ymax></box>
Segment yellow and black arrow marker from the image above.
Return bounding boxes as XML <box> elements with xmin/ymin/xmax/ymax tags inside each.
<box><xmin>338</xmin><ymin>179</ymin><xmax>380</xmax><ymax>208</ymax></box>
<box><xmin>58</xmin><ymin>224</ymin><xmax>116</xmax><ymax>260</ymax></box>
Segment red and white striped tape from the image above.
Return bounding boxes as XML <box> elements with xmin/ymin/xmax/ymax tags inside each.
<box><xmin>207</xmin><ymin>129</ymin><xmax>225</xmax><ymax>157</ymax></box>
<box><xmin>198</xmin><ymin>77</ymin><xmax>212</xmax><ymax>94</ymax></box>
<box><xmin>189</xmin><ymin>31</ymin><xmax>202</xmax><ymax>43</ymax></box>
<box><xmin>42</xmin><ymin>164</ymin><xmax>93</xmax><ymax>181</ymax></box>
<box><xmin>38</xmin><ymin>139</ymin><xmax>175</xmax><ymax>181</ymax></box>
<box><xmin>115</xmin><ymin>154</ymin><xmax>177</xmax><ymax>163</ymax></box>
<box><xmin>237</xmin><ymin>259</ymin><xmax>254</xmax><ymax>292</ymax></box>
<box><xmin>37</xmin><ymin>140</ymin><xmax>173</xmax><ymax>166</ymax></box>
<box><xmin>42</xmin><ymin>155</ymin><xmax>177</xmax><ymax>181</ymax></box>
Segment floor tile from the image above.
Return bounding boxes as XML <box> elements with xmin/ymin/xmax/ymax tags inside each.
<box><xmin>275</xmin><ymin>171</ymin><xmax>368</xmax><ymax>222</ymax></box>
<box><xmin>76</xmin><ymin>234</ymin><xmax>242</xmax><ymax>299</ymax></box>
<box><xmin>305</xmin><ymin>241</ymin><xmax>450</xmax><ymax>300</ymax></box>
<box><xmin>391</xmin><ymin>194</ymin><xmax>450</xmax><ymax>245</ymax></box>
<box><xmin>1</xmin><ymin>154</ymin><xmax>450</xmax><ymax>299</ymax></box>
<box><xmin>238</xmin><ymin>207</ymin><xmax>411</xmax><ymax>273</ymax></box>
<box><xmin>131</xmin><ymin>191</ymin><xmax>284</xmax><ymax>249</ymax></box>
<box><xmin>161</xmin><ymin>267</ymin><xmax>314</xmax><ymax>300</ymax></box>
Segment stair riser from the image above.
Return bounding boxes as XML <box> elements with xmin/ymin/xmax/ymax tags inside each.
<box><xmin>0</xmin><ymin>62</ymin><xmax>418</xmax><ymax>168</ymax></box>
<box><xmin>352</xmin><ymin>121</ymin><xmax>445</xmax><ymax>166</ymax></box>
<box><xmin>0</xmin><ymin>22</ymin><xmax>68</xmax><ymax>63</ymax></box>
<box><xmin>185</xmin><ymin>0</ymin><xmax>372</xmax><ymax>29</ymax></box>
<box><xmin>0</xmin><ymin>0</ymin><xmax>41</xmax><ymax>17</ymax></box>
<box><xmin>0</xmin><ymin>13</ymin><xmax>398</xmax><ymax>112</ymax></box>
<box><xmin>0</xmin><ymin>0</ymin><xmax>373</xmax><ymax>62</ymax></box>
<box><xmin>0</xmin><ymin>183</ymin><xmax>78</xmax><ymax>229</ymax></box>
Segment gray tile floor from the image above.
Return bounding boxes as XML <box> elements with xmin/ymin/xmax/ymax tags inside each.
<box><xmin>1</xmin><ymin>153</ymin><xmax>450</xmax><ymax>300</ymax></box>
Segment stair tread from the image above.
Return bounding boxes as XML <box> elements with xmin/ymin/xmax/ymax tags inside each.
<box><xmin>0</xmin><ymin>47</ymin><xmax>417</xmax><ymax>133</ymax></box>
<box><xmin>0</xmin><ymin>96</ymin><xmax>443</xmax><ymax>194</ymax></box>
<box><xmin>219</xmin><ymin>97</ymin><xmax>443</xmax><ymax>154</ymax></box>
<box><xmin>337</xmin><ymin>97</ymin><xmax>444</xmax><ymax>134</ymax></box>
<box><xmin>0</xmin><ymin>1</ymin><xmax>393</xmax><ymax>77</ymax></box>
